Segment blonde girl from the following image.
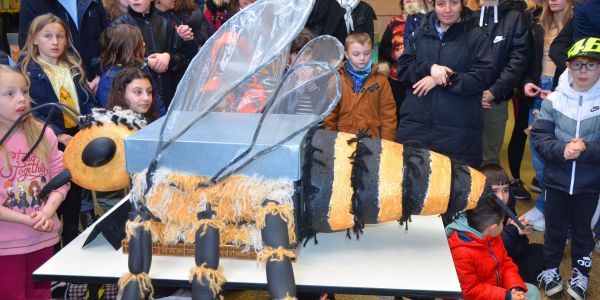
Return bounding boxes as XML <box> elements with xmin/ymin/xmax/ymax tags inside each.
<box><xmin>19</xmin><ymin>13</ymin><xmax>95</xmax><ymax>246</ymax></box>
<box><xmin>0</xmin><ymin>65</ymin><xmax>69</xmax><ymax>299</ymax></box>
<box><xmin>19</xmin><ymin>13</ymin><xmax>95</xmax><ymax>146</ymax></box>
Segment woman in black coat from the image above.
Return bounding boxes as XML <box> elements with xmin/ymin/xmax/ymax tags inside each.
<box><xmin>396</xmin><ymin>0</ymin><xmax>494</xmax><ymax>167</ymax></box>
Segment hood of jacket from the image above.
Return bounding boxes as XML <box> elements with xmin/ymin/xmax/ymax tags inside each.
<box><xmin>554</xmin><ymin>68</ymin><xmax>600</xmax><ymax>102</ymax></box>
<box><xmin>498</xmin><ymin>0</ymin><xmax>525</xmax><ymax>15</ymax></box>
<box><xmin>479</xmin><ymin>0</ymin><xmax>525</xmax><ymax>17</ymax></box>
<box><xmin>445</xmin><ymin>212</ymin><xmax>485</xmax><ymax>239</ymax></box>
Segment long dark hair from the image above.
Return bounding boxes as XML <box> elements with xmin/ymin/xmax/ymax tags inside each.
<box><xmin>107</xmin><ymin>68</ymin><xmax>159</xmax><ymax>122</ymax></box>
<box><xmin>99</xmin><ymin>24</ymin><xmax>145</xmax><ymax>72</ymax></box>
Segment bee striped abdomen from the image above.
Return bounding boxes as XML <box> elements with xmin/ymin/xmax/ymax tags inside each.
<box><xmin>303</xmin><ymin>130</ymin><xmax>484</xmax><ymax>233</ymax></box>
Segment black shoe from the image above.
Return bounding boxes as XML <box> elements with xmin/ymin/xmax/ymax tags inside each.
<box><xmin>510</xmin><ymin>179</ymin><xmax>531</xmax><ymax>200</ymax></box>
<box><xmin>567</xmin><ymin>268</ymin><xmax>588</xmax><ymax>300</ymax></box>
<box><xmin>531</xmin><ymin>177</ymin><xmax>542</xmax><ymax>193</ymax></box>
<box><xmin>80</xmin><ymin>210</ymin><xmax>97</xmax><ymax>229</ymax></box>
<box><xmin>537</xmin><ymin>268</ymin><xmax>563</xmax><ymax>296</ymax></box>
<box><xmin>51</xmin><ymin>281</ymin><xmax>67</xmax><ymax>298</ymax></box>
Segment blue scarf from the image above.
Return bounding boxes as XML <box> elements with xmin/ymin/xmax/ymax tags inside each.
<box><xmin>345</xmin><ymin>61</ymin><xmax>372</xmax><ymax>93</ymax></box>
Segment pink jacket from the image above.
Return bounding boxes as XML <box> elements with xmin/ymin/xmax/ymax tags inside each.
<box><xmin>0</xmin><ymin>129</ymin><xmax>70</xmax><ymax>255</ymax></box>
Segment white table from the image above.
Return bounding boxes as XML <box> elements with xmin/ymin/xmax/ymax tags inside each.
<box><xmin>34</xmin><ymin>200</ymin><xmax>462</xmax><ymax>298</ymax></box>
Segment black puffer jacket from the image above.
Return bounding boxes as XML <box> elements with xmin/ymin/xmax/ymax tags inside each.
<box><xmin>549</xmin><ymin>19</ymin><xmax>573</xmax><ymax>89</ymax></box>
<box><xmin>396</xmin><ymin>10</ymin><xmax>494</xmax><ymax>167</ymax></box>
<box><xmin>350</xmin><ymin>1</ymin><xmax>377</xmax><ymax>42</ymax></box>
<box><xmin>477</xmin><ymin>0</ymin><xmax>529</xmax><ymax>102</ymax></box>
<box><xmin>520</xmin><ymin>8</ymin><xmax>543</xmax><ymax>109</ymax></box>
<box><xmin>306</xmin><ymin>0</ymin><xmax>348</xmax><ymax>44</ymax></box>
<box><xmin>113</xmin><ymin>6</ymin><xmax>187</xmax><ymax>106</ymax></box>
<box><xmin>156</xmin><ymin>9</ymin><xmax>209</xmax><ymax>60</ymax></box>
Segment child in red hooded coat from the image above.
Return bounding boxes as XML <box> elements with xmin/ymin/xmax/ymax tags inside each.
<box><xmin>446</xmin><ymin>196</ymin><xmax>540</xmax><ymax>300</ymax></box>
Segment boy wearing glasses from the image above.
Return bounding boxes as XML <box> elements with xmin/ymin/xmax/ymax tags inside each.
<box><xmin>532</xmin><ymin>37</ymin><xmax>600</xmax><ymax>300</ymax></box>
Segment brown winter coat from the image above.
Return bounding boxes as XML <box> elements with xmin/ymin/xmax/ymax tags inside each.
<box><xmin>324</xmin><ymin>62</ymin><xmax>397</xmax><ymax>140</ymax></box>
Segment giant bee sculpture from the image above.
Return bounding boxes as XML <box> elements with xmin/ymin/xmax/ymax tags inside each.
<box><xmin>4</xmin><ymin>0</ymin><xmax>499</xmax><ymax>299</ymax></box>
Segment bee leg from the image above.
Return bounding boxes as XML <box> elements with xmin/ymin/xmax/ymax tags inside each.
<box><xmin>260</xmin><ymin>200</ymin><xmax>297</xmax><ymax>299</ymax></box>
<box><xmin>118</xmin><ymin>211</ymin><xmax>153</xmax><ymax>300</ymax></box>
<box><xmin>191</xmin><ymin>205</ymin><xmax>225</xmax><ymax>300</ymax></box>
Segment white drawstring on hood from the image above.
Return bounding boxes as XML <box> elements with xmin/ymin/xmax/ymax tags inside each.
<box><xmin>479</xmin><ymin>5</ymin><xmax>498</xmax><ymax>27</ymax></box>
<box><xmin>336</xmin><ymin>0</ymin><xmax>360</xmax><ymax>34</ymax></box>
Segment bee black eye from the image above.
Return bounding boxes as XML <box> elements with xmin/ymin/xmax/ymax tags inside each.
<box><xmin>82</xmin><ymin>137</ymin><xmax>117</xmax><ymax>167</ymax></box>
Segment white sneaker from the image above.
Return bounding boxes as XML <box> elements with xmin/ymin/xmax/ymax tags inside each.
<box><xmin>524</xmin><ymin>207</ymin><xmax>543</xmax><ymax>222</ymax></box>
<box><xmin>524</xmin><ymin>207</ymin><xmax>545</xmax><ymax>231</ymax></box>
<box><xmin>532</xmin><ymin>217</ymin><xmax>545</xmax><ymax>231</ymax></box>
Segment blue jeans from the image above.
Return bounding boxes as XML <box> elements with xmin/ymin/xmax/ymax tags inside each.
<box><xmin>529</xmin><ymin>76</ymin><xmax>553</xmax><ymax>213</ymax></box>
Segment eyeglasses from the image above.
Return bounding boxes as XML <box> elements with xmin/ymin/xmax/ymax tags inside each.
<box><xmin>570</xmin><ymin>61</ymin><xmax>600</xmax><ymax>71</ymax></box>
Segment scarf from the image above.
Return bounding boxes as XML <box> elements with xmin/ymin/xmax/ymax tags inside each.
<box><xmin>345</xmin><ymin>60</ymin><xmax>372</xmax><ymax>93</ymax></box>
<box><xmin>38</xmin><ymin>58</ymin><xmax>80</xmax><ymax>128</ymax></box>
<box><xmin>336</xmin><ymin>0</ymin><xmax>360</xmax><ymax>34</ymax></box>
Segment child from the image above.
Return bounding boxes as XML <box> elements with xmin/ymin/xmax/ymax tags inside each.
<box><xmin>113</xmin><ymin>0</ymin><xmax>188</xmax><ymax>107</ymax></box>
<box><xmin>324</xmin><ymin>32</ymin><xmax>397</xmax><ymax>141</ymax></box>
<box><xmin>107</xmin><ymin>67</ymin><xmax>160</xmax><ymax>122</ymax></box>
<box><xmin>19</xmin><ymin>13</ymin><xmax>96</xmax><ymax>245</ymax></box>
<box><xmin>0</xmin><ymin>65</ymin><xmax>69</xmax><ymax>299</ymax></box>
<box><xmin>446</xmin><ymin>196</ymin><xmax>541</xmax><ymax>300</ymax></box>
<box><xmin>480</xmin><ymin>164</ymin><xmax>544</xmax><ymax>284</ymax></box>
<box><xmin>97</xmin><ymin>24</ymin><xmax>166</xmax><ymax>114</ymax></box>
<box><xmin>97</xmin><ymin>67</ymin><xmax>158</xmax><ymax>213</ymax></box>
<box><xmin>531</xmin><ymin>37</ymin><xmax>600</xmax><ymax>300</ymax></box>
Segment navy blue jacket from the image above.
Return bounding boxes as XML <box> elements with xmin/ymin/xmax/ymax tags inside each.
<box><xmin>396</xmin><ymin>10</ymin><xmax>494</xmax><ymax>167</ymax></box>
<box><xmin>574</xmin><ymin>0</ymin><xmax>600</xmax><ymax>41</ymax></box>
<box><xmin>22</xmin><ymin>61</ymin><xmax>95</xmax><ymax>135</ymax></box>
<box><xmin>19</xmin><ymin>0</ymin><xmax>108</xmax><ymax>78</ymax></box>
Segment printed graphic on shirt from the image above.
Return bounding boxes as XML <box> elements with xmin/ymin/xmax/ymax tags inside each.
<box><xmin>1</xmin><ymin>151</ymin><xmax>48</xmax><ymax>214</ymax></box>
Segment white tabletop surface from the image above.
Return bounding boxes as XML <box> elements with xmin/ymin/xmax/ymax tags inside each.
<box><xmin>34</xmin><ymin>199</ymin><xmax>462</xmax><ymax>297</ymax></box>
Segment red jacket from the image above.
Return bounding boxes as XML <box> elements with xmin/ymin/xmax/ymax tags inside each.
<box><xmin>448</xmin><ymin>230</ymin><xmax>527</xmax><ymax>300</ymax></box>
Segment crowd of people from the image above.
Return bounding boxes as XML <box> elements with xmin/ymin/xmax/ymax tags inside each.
<box><xmin>0</xmin><ymin>0</ymin><xmax>599</xmax><ymax>299</ymax></box>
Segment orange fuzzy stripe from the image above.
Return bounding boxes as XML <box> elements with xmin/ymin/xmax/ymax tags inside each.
<box><xmin>377</xmin><ymin>140</ymin><xmax>404</xmax><ymax>222</ymax></box>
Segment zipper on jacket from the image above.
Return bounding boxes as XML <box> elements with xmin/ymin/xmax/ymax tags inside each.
<box><xmin>145</xmin><ymin>18</ymin><xmax>164</xmax><ymax>97</ymax></box>
<box><xmin>488</xmin><ymin>240</ymin><xmax>501</xmax><ymax>287</ymax></box>
<box><xmin>569</xmin><ymin>95</ymin><xmax>584</xmax><ymax>194</ymax></box>
<box><xmin>430</xmin><ymin>39</ymin><xmax>445</xmax><ymax>138</ymax></box>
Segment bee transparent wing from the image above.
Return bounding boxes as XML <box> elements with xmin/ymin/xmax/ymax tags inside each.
<box><xmin>149</xmin><ymin>0</ymin><xmax>315</xmax><ymax>164</ymax></box>
<box><xmin>290</xmin><ymin>35</ymin><xmax>346</xmax><ymax>70</ymax></box>
<box><xmin>205</xmin><ymin>36</ymin><xmax>345</xmax><ymax>184</ymax></box>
